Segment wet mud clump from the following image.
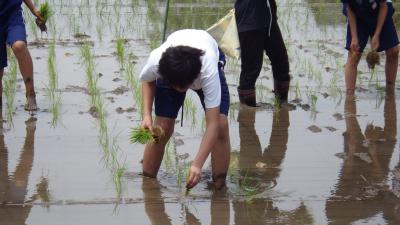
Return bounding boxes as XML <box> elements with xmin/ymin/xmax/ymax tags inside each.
<box><xmin>366</xmin><ymin>50</ymin><xmax>380</xmax><ymax>69</ymax></box>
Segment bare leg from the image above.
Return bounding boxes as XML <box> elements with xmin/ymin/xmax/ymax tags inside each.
<box><xmin>385</xmin><ymin>45</ymin><xmax>399</xmax><ymax>91</ymax></box>
<box><xmin>0</xmin><ymin>68</ymin><xmax>3</xmax><ymax>107</ymax></box>
<box><xmin>11</xmin><ymin>41</ymin><xmax>37</xmax><ymax>111</ymax></box>
<box><xmin>142</xmin><ymin>116</ymin><xmax>175</xmax><ymax>178</ymax></box>
<box><xmin>211</xmin><ymin>114</ymin><xmax>231</xmax><ymax>189</ymax></box>
<box><xmin>344</xmin><ymin>51</ymin><xmax>362</xmax><ymax>95</ymax></box>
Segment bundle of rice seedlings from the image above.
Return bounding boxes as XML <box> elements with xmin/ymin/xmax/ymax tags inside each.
<box><xmin>36</xmin><ymin>2</ymin><xmax>53</xmax><ymax>32</ymax></box>
<box><xmin>366</xmin><ymin>50</ymin><xmax>380</xmax><ymax>69</ymax></box>
<box><xmin>130</xmin><ymin>125</ymin><xmax>164</xmax><ymax>144</ymax></box>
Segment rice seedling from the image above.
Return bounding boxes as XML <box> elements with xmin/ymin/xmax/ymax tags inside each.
<box><xmin>130</xmin><ymin>125</ymin><xmax>164</xmax><ymax>144</ymax></box>
<box><xmin>310</xmin><ymin>93</ymin><xmax>318</xmax><ymax>112</ymax></box>
<box><xmin>3</xmin><ymin>55</ymin><xmax>18</xmax><ymax>124</ymax></box>
<box><xmin>272</xmin><ymin>96</ymin><xmax>281</xmax><ymax>111</ymax></box>
<box><xmin>115</xmin><ymin>37</ymin><xmax>125</xmax><ymax>66</ymax></box>
<box><xmin>237</xmin><ymin>169</ymin><xmax>261</xmax><ymax>204</ymax></box>
<box><xmin>45</xmin><ymin>41</ymin><xmax>62</xmax><ymax>127</ymax></box>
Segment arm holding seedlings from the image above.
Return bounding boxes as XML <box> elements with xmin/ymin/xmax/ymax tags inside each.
<box><xmin>141</xmin><ymin>81</ymin><xmax>156</xmax><ymax>130</ymax></box>
<box><xmin>346</xmin><ymin>6</ymin><xmax>359</xmax><ymax>53</ymax></box>
<box><xmin>23</xmin><ymin>0</ymin><xmax>43</xmax><ymax>21</ymax></box>
<box><xmin>186</xmin><ymin>107</ymin><xmax>220</xmax><ymax>189</ymax></box>
<box><xmin>372</xmin><ymin>2</ymin><xmax>388</xmax><ymax>51</ymax></box>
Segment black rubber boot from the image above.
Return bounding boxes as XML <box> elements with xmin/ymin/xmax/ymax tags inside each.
<box><xmin>237</xmin><ymin>88</ymin><xmax>257</xmax><ymax>107</ymax></box>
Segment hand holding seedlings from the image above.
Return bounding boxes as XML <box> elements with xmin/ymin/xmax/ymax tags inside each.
<box><xmin>35</xmin><ymin>2</ymin><xmax>53</xmax><ymax>32</ymax></box>
<box><xmin>130</xmin><ymin>126</ymin><xmax>164</xmax><ymax>144</ymax></box>
<box><xmin>366</xmin><ymin>50</ymin><xmax>380</xmax><ymax>69</ymax></box>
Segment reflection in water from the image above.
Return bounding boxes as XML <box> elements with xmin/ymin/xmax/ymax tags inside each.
<box><xmin>142</xmin><ymin>177</ymin><xmax>172</xmax><ymax>225</ymax></box>
<box><xmin>0</xmin><ymin>116</ymin><xmax>40</xmax><ymax>225</ymax></box>
<box><xmin>326</xmin><ymin>92</ymin><xmax>400</xmax><ymax>225</ymax></box>
<box><xmin>142</xmin><ymin>176</ymin><xmax>231</xmax><ymax>225</ymax></box>
<box><xmin>234</xmin><ymin>107</ymin><xmax>313</xmax><ymax>225</ymax></box>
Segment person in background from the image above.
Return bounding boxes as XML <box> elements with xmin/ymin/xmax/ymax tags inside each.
<box><xmin>235</xmin><ymin>0</ymin><xmax>290</xmax><ymax>107</ymax></box>
<box><xmin>0</xmin><ymin>0</ymin><xmax>43</xmax><ymax>111</ymax></box>
<box><xmin>342</xmin><ymin>0</ymin><xmax>399</xmax><ymax>94</ymax></box>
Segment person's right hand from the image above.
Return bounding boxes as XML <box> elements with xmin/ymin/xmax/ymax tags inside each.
<box><xmin>34</xmin><ymin>10</ymin><xmax>45</xmax><ymax>22</ymax></box>
<box><xmin>350</xmin><ymin>37</ymin><xmax>359</xmax><ymax>53</ymax></box>
<box><xmin>141</xmin><ymin>115</ymin><xmax>153</xmax><ymax>130</ymax></box>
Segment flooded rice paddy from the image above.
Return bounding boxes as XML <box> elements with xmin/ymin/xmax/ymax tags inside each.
<box><xmin>1</xmin><ymin>0</ymin><xmax>400</xmax><ymax>224</ymax></box>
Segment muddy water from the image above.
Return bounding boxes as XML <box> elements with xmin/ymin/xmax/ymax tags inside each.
<box><xmin>0</xmin><ymin>0</ymin><xmax>399</xmax><ymax>224</ymax></box>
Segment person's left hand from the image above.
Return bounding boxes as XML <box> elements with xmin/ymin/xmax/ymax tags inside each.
<box><xmin>371</xmin><ymin>35</ymin><xmax>380</xmax><ymax>51</ymax></box>
<box><xmin>186</xmin><ymin>164</ymin><xmax>201</xmax><ymax>189</ymax></box>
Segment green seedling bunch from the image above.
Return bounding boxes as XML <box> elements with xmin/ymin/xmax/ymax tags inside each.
<box><xmin>130</xmin><ymin>126</ymin><xmax>164</xmax><ymax>144</ymax></box>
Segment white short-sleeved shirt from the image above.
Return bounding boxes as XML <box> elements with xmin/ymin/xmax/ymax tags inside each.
<box><xmin>139</xmin><ymin>29</ymin><xmax>221</xmax><ymax>109</ymax></box>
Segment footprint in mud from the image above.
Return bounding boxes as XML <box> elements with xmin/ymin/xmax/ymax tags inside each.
<box><xmin>300</xmin><ymin>104</ymin><xmax>311</xmax><ymax>111</ymax></box>
<box><xmin>115</xmin><ymin>107</ymin><xmax>125</xmax><ymax>114</ymax></box>
<box><xmin>307</xmin><ymin>125</ymin><xmax>322</xmax><ymax>133</ymax></box>
<box><xmin>333</xmin><ymin>113</ymin><xmax>343</xmax><ymax>121</ymax></box>
<box><xmin>88</xmin><ymin>106</ymin><xmax>99</xmax><ymax>118</ymax></box>
<box><xmin>174</xmin><ymin>138</ymin><xmax>184</xmax><ymax>146</ymax></box>
<box><xmin>110</xmin><ymin>86</ymin><xmax>130</xmax><ymax>95</ymax></box>
<box><xmin>324</xmin><ymin>126</ymin><xmax>337</xmax><ymax>132</ymax></box>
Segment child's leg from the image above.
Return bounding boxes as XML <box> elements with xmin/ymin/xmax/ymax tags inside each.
<box><xmin>211</xmin><ymin>114</ymin><xmax>230</xmax><ymax>189</ymax></box>
<box><xmin>142</xmin><ymin>116</ymin><xmax>175</xmax><ymax>178</ymax></box>
<box><xmin>344</xmin><ymin>16</ymin><xmax>368</xmax><ymax>94</ymax></box>
<box><xmin>385</xmin><ymin>46</ymin><xmax>399</xmax><ymax>89</ymax></box>
<box><xmin>0</xmin><ymin>68</ymin><xmax>3</xmax><ymax>107</ymax></box>
<box><xmin>11</xmin><ymin>41</ymin><xmax>37</xmax><ymax>110</ymax></box>
<box><xmin>345</xmin><ymin>51</ymin><xmax>362</xmax><ymax>94</ymax></box>
<box><xmin>6</xmin><ymin>8</ymin><xmax>37</xmax><ymax>111</ymax></box>
<box><xmin>377</xmin><ymin>3</ymin><xmax>399</xmax><ymax>91</ymax></box>
<box><xmin>142</xmin><ymin>80</ymin><xmax>186</xmax><ymax>178</ymax></box>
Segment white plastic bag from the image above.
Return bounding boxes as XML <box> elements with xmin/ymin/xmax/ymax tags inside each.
<box><xmin>207</xmin><ymin>9</ymin><xmax>240</xmax><ymax>60</ymax></box>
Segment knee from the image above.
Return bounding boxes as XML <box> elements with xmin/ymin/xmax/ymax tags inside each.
<box><xmin>386</xmin><ymin>46</ymin><xmax>399</xmax><ymax>61</ymax></box>
<box><xmin>11</xmin><ymin>41</ymin><xmax>27</xmax><ymax>55</ymax></box>
<box><xmin>347</xmin><ymin>52</ymin><xmax>362</xmax><ymax>66</ymax></box>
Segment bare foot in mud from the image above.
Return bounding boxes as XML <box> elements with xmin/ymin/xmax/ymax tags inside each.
<box><xmin>24</xmin><ymin>95</ymin><xmax>38</xmax><ymax>112</ymax></box>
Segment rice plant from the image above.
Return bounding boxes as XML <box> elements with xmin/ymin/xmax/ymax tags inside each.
<box><xmin>124</xmin><ymin>53</ymin><xmax>143</xmax><ymax>118</ymax></box>
<box><xmin>3</xmin><ymin>55</ymin><xmax>18</xmax><ymax>124</ymax></box>
<box><xmin>115</xmin><ymin>37</ymin><xmax>125</xmax><ymax>67</ymax></box>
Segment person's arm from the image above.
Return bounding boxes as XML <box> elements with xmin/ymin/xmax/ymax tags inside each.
<box><xmin>347</xmin><ymin>5</ymin><xmax>359</xmax><ymax>53</ymax></box>
<box><xmin>372</xmin><ymin>2</ymin><xmax>388</xmax><ymax>51</ymax></box>
<box><xmin>141</xmin><ymin>81</ymin><xmax>156</xmax><ymax>130</ymax></box>
<box><xmin>186</xmin><ymin>107</ymin><xmax>220</xmax><ymax>189</ymax></box>
<box><xmin>22</xmin><ymin>0</ymin><xmax>42</xmax><ymax>19</ymax></box>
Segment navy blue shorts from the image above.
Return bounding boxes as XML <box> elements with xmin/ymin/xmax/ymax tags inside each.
<box><xmin>154</xmin><ymin>51</ymin><xmax>230</xmax><ymax>119</ymax></box>
<box><xmin>345</xmin><ymin>3</ymin><xmax>399</xmax><ymax>53</ymax></box>
<box><xmin>1</xmin><ymin>7</ymin><xmax>27</xmax><ymax>68</ymax></box>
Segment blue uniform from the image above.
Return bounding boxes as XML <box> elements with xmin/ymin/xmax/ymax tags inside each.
<box><xmin>342</xmin><ymin>0</ymin><xmax>399</xmax><ymax>52</ymax></box>
<box><xmin>1</xmin><ymin>0</ymin><xmax>26</xmax><ymax>68</ymax></box>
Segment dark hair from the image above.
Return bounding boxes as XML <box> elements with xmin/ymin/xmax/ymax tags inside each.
<box><xmin>158</xmin><ymin>46</ymin><xmax>205</xmax><ymax>88</ymax></box>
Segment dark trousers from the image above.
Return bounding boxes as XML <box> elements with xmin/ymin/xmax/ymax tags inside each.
<box><xmin>238</xmin><ymin>19</ymin><xmax>289</xmax><ymax>90</ymax></box>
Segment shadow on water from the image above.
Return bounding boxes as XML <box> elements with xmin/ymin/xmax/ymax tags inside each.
<box><xmin>233</xmin><ymin>107</ymin><xmax>314</xmax><ymax>225</ymax></box>
<box><xmin>325</xmin><ymin>90</ymin><xmax>400</xmax><ymax>225</ymax></box>
<box><xmin>0</xmin><ymin>114</ymin><xmax>49</xmax><ymax>225</ymax></box>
